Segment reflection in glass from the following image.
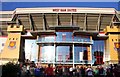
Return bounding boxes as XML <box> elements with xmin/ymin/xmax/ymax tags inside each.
<box><xmin>92</xmin><ymin>40</ymin><xmax>104</xmax><ymax>64</ymax></box>
<box><xmin>41</xmin><ymin>45</ymin><xmax>55</xmax><ymax>62</ymax></box>
<box><xmin>56</xmin><ymin>46</ymin><xmax>72</xmax><ymax>62</ymax></box>
<box><xmin>38</xmin><ymin>36</ymin><xmax>55</xmax><ymax>42</ymax></box>
<box><xmin>56</xmin><ymin>32</ymin><xmax>73</xmax><ymax>42</ymax></box>
<box><xmin>74</xmin><ymin>46</ymin><xmax>87</xmax><ymax>63</ymax></box>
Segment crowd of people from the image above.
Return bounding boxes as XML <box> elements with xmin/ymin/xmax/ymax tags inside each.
<box><xmin>17</xmin><ymin>61</ymin><xmax>120</xmax><ymax>77</ymax></box>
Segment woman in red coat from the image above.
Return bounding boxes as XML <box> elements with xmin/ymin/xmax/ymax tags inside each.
<box><xmin>45</xmin><ymin>64</ymin><xmax>54</xmax><ymax>77</ymax></box>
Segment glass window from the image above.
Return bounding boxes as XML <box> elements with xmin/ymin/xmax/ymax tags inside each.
<box><xmin>65</xmin><ymin>32</ymin><xmax>73</xmax><ymax>41</ymax></box>
<box><xmin>92</xmin><ymin>40</ymin><xmax>104</xmax><ymax>64</ymax></box>
<box><xmin>45</xmin><ymin>36</ymin><xmax>55</xmax><ymax>42</ymax></box>
<box><xmin>92</xmin><ymin>40</ymin><xmax>104</xmax><ymax>52</ymax></box>
<box><xmin>40</xmin><ymin>45</ymin><xmax>55</xmax><ymax>62</ymax></box>
<box><xmin>74</xmin><ymin>46</ymin><xmax>87</xmax><ymax>63</ymax></box>
<box><xmin>56</xmin><ymin>32</ymin><xmax>73</xmax><ymax>42</ymax></box>
<box><xmin>74</xmin><ymin>36</ymin><xmax>81</xmax><ymax>42</ymax></box>
<box><xmin>74</xmin><ymin>35</ymin><xmax>90</xmax><ymax>42</ymax></box>
<box><xmin>56</xmin><ymin>46</ymin><xmax>71</xmax><ymax>62</ymax></box>
<box><xmin>38</xmin><ymin>36</ymin><xmax>55</xmax><ymax>42</ymax></box>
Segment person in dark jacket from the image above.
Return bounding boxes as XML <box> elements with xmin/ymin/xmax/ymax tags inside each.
<box><xmin>34</xmin><ymin>66</ymin><xmax>41</xmax><ymax>77</ymax></box>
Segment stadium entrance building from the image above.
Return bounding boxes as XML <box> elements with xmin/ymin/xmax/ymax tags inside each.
<box><xmin>0</xmin><ymin>7</ymin><xmax>120</xmax><ymax>66</ymax></box>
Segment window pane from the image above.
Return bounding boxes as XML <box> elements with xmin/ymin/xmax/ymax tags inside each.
<box><xmin>56</xmin><ymin>46</ymin><xmax>71</xmax><ymax>62</ymax></box>
<box><xmin>41</xmin><ymin>45</ymin><xmax>55</xmax><ymax>62</ymax></box>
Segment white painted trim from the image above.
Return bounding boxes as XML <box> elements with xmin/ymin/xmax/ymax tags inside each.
<box><xmin>15</xmin><ymin>7</ymin><xmax>116</xmax><ymax>14</ymax></box>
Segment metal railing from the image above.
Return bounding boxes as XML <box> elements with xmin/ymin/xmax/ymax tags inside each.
<box><xmin>37</xmin><ymin>59</ymin><xmax>93</xmax><ymax>64</ymax></box>
<box><xmin>36</xmin><ymin>39</ymin><xmax>93</xmax><ymax>44</ymax></box>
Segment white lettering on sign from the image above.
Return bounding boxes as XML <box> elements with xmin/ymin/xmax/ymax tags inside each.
<box><xmin>53</xmin><ymin>9</ymin><xmax>77</xmax><ymax>12</ymax></box>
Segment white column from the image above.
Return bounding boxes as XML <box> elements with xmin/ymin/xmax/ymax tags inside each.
<box><xmin>54</xmin><ymin>44</ymin><xmax>56</xmax><ymax>65</ymax></box>
<box><xmin>73</xmin><ymin>44</ymin><xmax>74</xmax><ymax>68</ymax></box>
<box><xmin>90</xmin><ymin>45</ymin><xmax>92</xmax><ymax>66</ymax></box>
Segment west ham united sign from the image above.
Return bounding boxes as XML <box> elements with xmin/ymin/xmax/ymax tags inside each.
<box><xmin>114</xmin><ymin>42</ymin><xmax>120</xmax><ymax>51</ymax></box>
<box><xmin>8</xmin><ymin>41</ymin><xmax>16</xmax><ymax>49</ymax></box>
